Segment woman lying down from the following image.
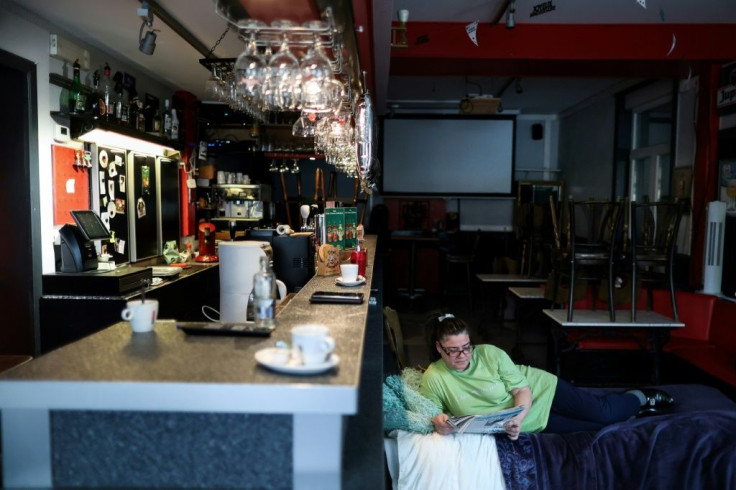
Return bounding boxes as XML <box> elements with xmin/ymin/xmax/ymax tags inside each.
<box><xmin>419</xmin><ymin>313</ymin><xmax>675</xmax><ymax>438</ymax></box>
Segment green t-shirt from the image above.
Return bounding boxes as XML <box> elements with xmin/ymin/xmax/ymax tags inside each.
<box><xmin>419</xmin><ymin>344</ymin><xmax>558</xmax><ymax>432</ymax></box>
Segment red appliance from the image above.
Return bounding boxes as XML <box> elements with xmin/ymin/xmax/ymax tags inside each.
<box><xmin>195</xmin><ymin>222</ymin><xmax>218</xmax><ymax>263</ymax></box>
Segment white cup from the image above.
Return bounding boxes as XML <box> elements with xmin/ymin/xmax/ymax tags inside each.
<box><xmin>217</xmin><ymin>171</ymin><xmax>226</xmax><ymax>184</ymax></box>
<box><xmin>340</xmin><ymin>263</ymin><xmax>359</xmax><ymax>282</ymax></box>
<box><xmin>121</xmin><ymin>299</ymin><xmax>159</xmax><ymax>333</ymax></box>
<box><xmin>291</xmin><ymin>324</ymin><xmax>335</xmax><ymax>365</ymax></box>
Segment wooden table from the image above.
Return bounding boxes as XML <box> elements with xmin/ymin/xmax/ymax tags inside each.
<box><xmin>543</xmin><ymin>309</ymin><xmax>684</xmax><ymax>383</ymax></box>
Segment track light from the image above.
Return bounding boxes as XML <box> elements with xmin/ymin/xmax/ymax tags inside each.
<box><xmin>506</xmin><ymin>1</ymin><xmax>516</xmax><ymax>29</ymax></box>
<box><xmin>138</xmin><ymin>1</ymin><xmax>158</xmax><ymax>55</ymax></box>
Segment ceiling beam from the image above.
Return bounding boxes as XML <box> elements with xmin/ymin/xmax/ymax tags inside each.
<box><xmin>390</xmin><ymin>23</ymin><xmax>736</xmax><ymax>76</ymax></box>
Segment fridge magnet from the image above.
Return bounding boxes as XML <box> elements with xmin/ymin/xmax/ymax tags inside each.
<box><xmin>100</xmin><ymin>211</ymin><xmax>110</xmax><ymax>229</ymax></box>
<box><xmin>115</xmin><ymin>237</ymin><xmax>126</xmax><ymax>254</ymax></box>
<box><xmin>114</xmin><ymin>153</ymin><xmax>123</xmax><ymax>165</ymax></box>
<box><xmin>137</xmin><ymin>197</ymin><xmax>147</xmax><ymax>218</ymax></box>
<box><xmin>102</xmin><ymin>196</ymin><xmax>108</xmax><ymax>207</ymax></box>
<box><xmin>107</xmin><ymin>200</ymin><xmax>116</xmax><ymax>219</ymax></box>
<box><xmin>115</xmin><ymin>197</ymin><xmax>126</xmax><ymax>214</ymax></box>
<box><xmin>99</xmin><ymin>170</ymin><xmax>106</xmax><ymax>194</ymax></box>
<box><xmin>108</xmin><ymin>161</ymin><xmax>117</xmax><ymax>178</ymax></box>
<box><xmin>99</xmin><ymin>150</ymin><xmax>109</xmax><ymax>169</ymax></box>
<box><xmin>119</xmin><ymin>174</ymin><xmax>126</xmax><ymax>193</ymax></box>
<box><xmin>108</xmin><ymin>179</ymin><xmax>115</xmax><ymax>200</ymax></box>
<box><xmin>141</xmin><ymin>165</ymin><xmax>151</xmax><ymax>196</ymax></box>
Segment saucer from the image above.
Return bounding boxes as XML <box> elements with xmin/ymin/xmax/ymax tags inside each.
<box><xmin>335</xmin><ymin>275</ymin><xmax>366</xmax><ymax>287</ymax></box>
<box><xmin>255</xmin><ymin>347</ymin><xmax>339</xmax><ymax>375</ymax></box>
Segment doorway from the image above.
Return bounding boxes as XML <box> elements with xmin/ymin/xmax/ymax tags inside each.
<box><xmin>0</xmin><ymin>49</ymin><xmax>41</xmax><ymax>355</ymax></box>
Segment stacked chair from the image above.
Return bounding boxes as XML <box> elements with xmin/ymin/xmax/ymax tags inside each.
<box><xmin>629</xmin><ymin>200</ymin><xmax>684</xmax><ymax>321</ymax></box>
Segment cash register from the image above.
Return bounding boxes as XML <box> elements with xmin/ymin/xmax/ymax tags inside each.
<box><xmin>58</xmin><ymin>210</ymin><xmax>110</xmax><ymax>273</ymax></box>
<box><xmin>47</xmin><ymin>210</ymin><xmax>151</xmax><ymax>295</ymax></box>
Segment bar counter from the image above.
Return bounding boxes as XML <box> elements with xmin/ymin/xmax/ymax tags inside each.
<box><xmin>0</xmin><ymin>236</ymin><xmax>382</xmax><ymax>489</ymax></box>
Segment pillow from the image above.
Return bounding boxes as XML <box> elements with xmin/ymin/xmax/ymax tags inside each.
<box><xmin>396</xmin><ymin>430</ymin><xmax>506</xmax><ymax>490</ymax></box>
<box><xmin>383</xmin><ymin>368</ymin><xmax>441</xmax><ymax>435</ymax></box>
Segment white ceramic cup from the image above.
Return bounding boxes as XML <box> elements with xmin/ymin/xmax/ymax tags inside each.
<box><xmin>340</xmin><ymin>263</ymin><xmax>359</xmax><ymax>282</ymax></box>
<box><xmin>291</xmin><ymin>324</ymin><xmax>335</xmax><ymax>366</ymax></box>
<box><xmin>217</xmin><ymin>171</ymin><xmax>226</xmax><ymax>184</ymax></box>
<box><xmin>121</xmin><ymin>299</ymin><xmax>159</xmax><ymax>333</ymax></box>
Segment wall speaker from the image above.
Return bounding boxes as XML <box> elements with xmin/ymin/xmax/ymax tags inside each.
<box><xmin>531</xmin><ymin>123</ymin><xmax>544</xmax><ymax>140</ymax></box>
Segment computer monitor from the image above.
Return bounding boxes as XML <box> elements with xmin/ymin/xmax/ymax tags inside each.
<box><xmin>70</xmin><ymin>210</ymin><xmax>112</xmax><ymax>241</ymax></box>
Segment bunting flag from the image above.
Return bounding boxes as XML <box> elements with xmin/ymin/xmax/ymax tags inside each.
<box><xmin>465</xmin><ymin>20</ymin><xmax>479</xmax><ymax>46</ymax></box>
<box><xmin>637</xmin><ymin>0</ymin><xmax>646</xmax><ymax>8</ymax></box>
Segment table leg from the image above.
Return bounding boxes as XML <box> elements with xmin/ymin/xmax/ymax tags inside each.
<box><xmin>408</xmin><ymin>241</ymin><xmax>417</xmax><ymax>298</ymax></box>
<box><xmin>293</xmin><ymin>413</ymin><xmax>343</xmax><ymax>490</ymax></box>
<box><xmin>2</xmin><ymin>408</ymin><xmax>52</xmax><ymax>488</ymax></box>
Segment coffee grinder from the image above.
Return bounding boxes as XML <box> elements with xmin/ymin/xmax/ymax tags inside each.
<box><xmin>195</xmin><ymin>221</ymin><xmax>218</xmax><ymax>262</ymax></box>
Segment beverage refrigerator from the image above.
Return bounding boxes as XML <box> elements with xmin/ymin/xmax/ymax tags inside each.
<box><xmin>92</xmin><ymin>145</ymin><xmax>180</xmax><ymax>264</ymax></box>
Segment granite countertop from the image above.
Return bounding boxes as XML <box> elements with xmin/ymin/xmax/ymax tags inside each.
<box><xmin>0</xmin><ymin>237</ymin><xmax>378</xmax><ymax>415</ymax></box>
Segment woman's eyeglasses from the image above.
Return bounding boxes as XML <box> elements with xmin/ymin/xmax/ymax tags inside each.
<box><xmin>439</xmin><ymin>343</ymin><xmax>474</xmax><ymax>358</ymax></box>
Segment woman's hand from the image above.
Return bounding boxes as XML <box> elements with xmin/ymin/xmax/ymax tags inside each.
<box><xmin>504</xmin><ymin>417</ymin><xmax>522</xmax><ymax>440</ymax></box>
<box><xmin>432</xmin><ymin>413</ymin><xmax>455</xmax><ymax>435</ymax></box>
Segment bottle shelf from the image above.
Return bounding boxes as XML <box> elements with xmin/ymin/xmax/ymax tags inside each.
<box><xmin>50</xmin><ymin>74</ymin><xmax>180</xmax><ymax>151</ymax></box>
<box><xmin>264</xmin><ymin>152</ymin><xmax>324</xmax><ymax>159</ymax></box>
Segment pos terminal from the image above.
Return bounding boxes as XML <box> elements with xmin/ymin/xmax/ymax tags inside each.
<box><xmin>58</xmin><ymin>210</ymin><xmax>112</xmax><ymax>272</ymax></box>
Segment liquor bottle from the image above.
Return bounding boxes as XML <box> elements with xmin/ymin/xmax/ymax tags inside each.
<box><xmin>153</xmin><ymin>103</ymin><xmax>162</xmax><ymax>135</ymax></box>
<box><xmin>129</xmin><ymin>94</ymin><xmax>139</xmax><ymax>131</ymax></box>
<box><xmin>136</xmin><ymin>98</ymin><xmax>146</xmax><ymax>131</ymax></box>
<box><xmin>69</xmin><ymin>59</ymin><xmax>85</xmax><ymax>114</ymax></box>
<box><xmin>170</xmin><ymin>102</ymin><xmax>179</xmax><ymax>141</ymax></box>
<box><xmin>163</xmin><ymin>99</ymin><xmax>172</xmax><ymax>138</ymax></box>
<box><xmin>119</xmin><ymin>88</ymin><xmax>129</xmax><ymax>126</ymax></box>
<box><xmin>86</xmin><ymin>70</ymin><xmax>105</xmax><ymax>118</ymax></box>
<box><xmin>252</xmin><ymin>256</ymin><xmax>276</xmax><ymax>329</ymax></box>
<box><xmin>114</xmin><ymin>83</ymin><xmax>123</xmax><ymax>124</ymax></box>
<box><xmin>102</xmin><ymin>62</ymin><xmax>113</xmax><ymax>121</ymax></box>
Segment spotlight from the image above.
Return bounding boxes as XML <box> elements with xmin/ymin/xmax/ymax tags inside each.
<box><xmin>138</xmin><ymin>1</ymin><xmax>158</xmax><ymax>55</ymax></box>
<box><xmin>139</xmin><ymin>28</ymin><xmax>158</xmax><ymax>55</ymax></box>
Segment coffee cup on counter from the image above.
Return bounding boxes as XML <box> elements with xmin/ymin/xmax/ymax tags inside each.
<box><xmin>340</xmin><ymin>263</ymin><xmax>359</xmax><ymax>282</ymax></box>
<box><xmin>121</xmin><ymin>299</ymin><xmax>159</xmax><ymax>333</ymax></box>
<box><xmin>291</xmin><ymin>324</ymin><xmax>335</xmax><ymax>366</ymax></box>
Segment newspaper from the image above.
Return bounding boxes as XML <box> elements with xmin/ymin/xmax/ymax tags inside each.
<box><xmin>447</xmin><ymin>405</ymin><xmax>525</xmax><ymax>434</ymax></box>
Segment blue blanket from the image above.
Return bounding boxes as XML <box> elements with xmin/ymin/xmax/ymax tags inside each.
<box><xmin>496</xmin><ymin>409</ymin><xmax>736</xmax><ymax>490</ymax></box>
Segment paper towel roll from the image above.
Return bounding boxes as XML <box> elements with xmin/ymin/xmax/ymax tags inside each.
<box><xmin>218</xmin><ymin>242</ymin><xmax>267</xmax><ymax>322</ymax></box>
<box><xmin>276</xmin><ymin>224</ymin><xmax>292</xmax><ymax>235</ymax></box>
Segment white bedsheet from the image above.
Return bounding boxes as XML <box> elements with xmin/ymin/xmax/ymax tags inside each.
<box><xmin>385</xmin><ymin>430</ymin><xmax>506</xmax><ymax>490</ymax></box>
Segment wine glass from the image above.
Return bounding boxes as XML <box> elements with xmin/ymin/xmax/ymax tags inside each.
<box><xmin>268</xmin><ymin>35</ymin><xmax>300</xmax><ymax>111</ymax></box>
<box><xmin>234</xmin><ymin>32</ymin><xmax>266</xmax><ymax>100</ymax></box>
<box><xmin>300</xmin><ymin>36</ymin><xmax>333</xmax><ymax>112</ymax></box>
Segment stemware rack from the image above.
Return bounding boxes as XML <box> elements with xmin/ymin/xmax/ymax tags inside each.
<box><xmin>200</xmin><ymin>6</ymin><xmax>344</xmax><ymax>83</ymax></box>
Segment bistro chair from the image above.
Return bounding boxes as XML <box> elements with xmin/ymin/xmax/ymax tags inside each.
<box><xmin>563</xmin><ymin>199</ymin><xmax>625</xmax><ymax>322</ymax></box>
<box><xmin>384</xmin><ymin>306</ymin><xmax>408</xmax><ymax>372</ymax></box>
<box><xmin>630</xmin><ymin>199</ymin><xmax>684</xmax><ymax>322</ymax></box>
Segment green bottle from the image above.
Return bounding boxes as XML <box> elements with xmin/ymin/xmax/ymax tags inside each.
<box><xmin>69</xmin><ymin>59</ymin><xmax>85</xmax><ymax>114</ymax></box>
